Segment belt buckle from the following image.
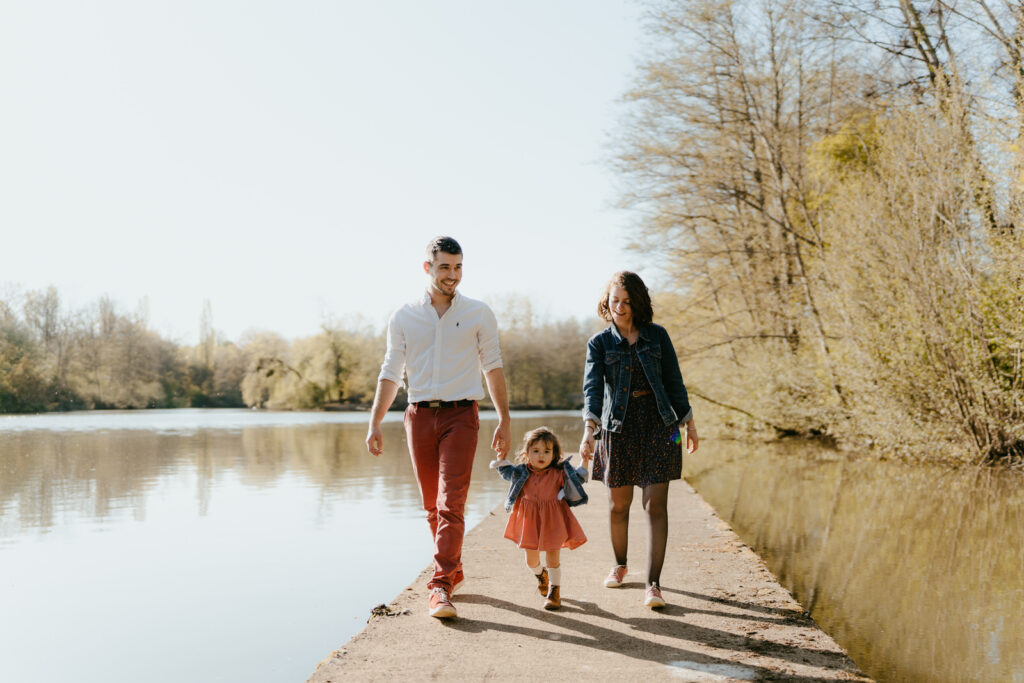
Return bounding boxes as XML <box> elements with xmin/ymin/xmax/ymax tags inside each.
<box><xmin>427</xmin><ymin>400</ymin><xmax>441</xmax><ymax>408</ymax></box>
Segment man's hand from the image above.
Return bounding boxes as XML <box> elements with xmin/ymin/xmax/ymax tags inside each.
<box><xmin>365</xmin><ymin>380</ymin><xmax>399</xmax><ymax>457</ymax></box>
<box><xmin>491</xmin><ymin>421</ymin><xmax>511</xmax><ymax>459</ymax></box>
<box><xmin>366</xmin><ymin>423</ymin><xmax>384</xmax><ymax>456</ymax></box>
<box><xmin>483</xmin><ymin>367</ymin><xmax>511</xmax><ymax>459</ymax></box>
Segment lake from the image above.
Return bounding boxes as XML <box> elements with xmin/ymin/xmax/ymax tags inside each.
<box><xmin>4</xmin><ymin>410</ymin><xmax>1020</xmax><ymax>682</ymax></box>
<box><xmin>0</xmin><ymin>409</ymin><xmax>582</xmax><ymax>683</ymax></box>
<box><xmin>686</xmin><ymin>439</ymin><xmax>1024</xmax><ymax>683</ymax></box>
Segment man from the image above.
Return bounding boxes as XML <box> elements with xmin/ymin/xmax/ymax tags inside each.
<box><xmin>366</xmin><ymin>236</ymin><xmax>511</xmax><ymax>619</ymax></box>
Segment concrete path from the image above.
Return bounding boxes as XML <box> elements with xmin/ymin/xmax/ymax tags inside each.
<box><xmin>307</xmin><ymin>478</ymin><xmax>871</xmax><ymax>682</ymax></box>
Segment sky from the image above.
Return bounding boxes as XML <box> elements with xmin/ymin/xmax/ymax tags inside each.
<box><xmin>1</xmin><ymin>0</ymin><xmax>652</xmax><ymax>344</ymax></box>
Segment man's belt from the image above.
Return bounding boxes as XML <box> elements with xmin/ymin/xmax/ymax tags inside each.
<box><xmin>414</xmin><ymin>399</ymin><xmax>476</xmax><ymax>409</ymax></box>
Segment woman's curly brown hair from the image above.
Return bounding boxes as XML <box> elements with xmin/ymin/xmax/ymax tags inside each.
<box><xmin>597</xmin><ymin>271</ymin><xmax>653</xmax><ymax>326</ymax></box>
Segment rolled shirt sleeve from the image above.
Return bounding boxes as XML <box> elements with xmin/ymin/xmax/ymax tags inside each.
<box><xmin>477</xmin><ymin>304</ymin><xmax>503</xmax><ymax>373</ymax></box>
<box><xmin>377</xmin><ymin>310</ymin><xmax>407</xmax><ymax>387</ymax></box>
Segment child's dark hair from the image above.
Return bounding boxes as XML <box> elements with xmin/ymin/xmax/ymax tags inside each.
<box><xmin>514</xmin><ymin>426</ymin><xmax>563</xmax><ymax>469</ymax></box>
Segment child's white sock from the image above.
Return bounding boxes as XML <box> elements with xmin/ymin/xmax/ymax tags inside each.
<box><xmin>547</xmin><ymin>566</ymin><xmax>561</xmax><ymax>586</ymax></box>
<box><xmin>527</xmin><ymin>562</ymin><xmax>543</xmax><ymax>576</ymax></box>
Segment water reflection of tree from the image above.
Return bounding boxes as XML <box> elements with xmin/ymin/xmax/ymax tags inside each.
<box><xmin>687</xmin><ymin>442</ymin><xmax>1024</xmax><ymax>683</ymax></box>
<box><xmin>0</xmin><ymin>415</ymin><xmax>583</xmax><ymax>536</ymax></box>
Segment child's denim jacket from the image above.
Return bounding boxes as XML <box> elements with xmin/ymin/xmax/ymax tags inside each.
<box><xmin>490</xmin><ymin>458</ymin><xmax>590</xmax><ymax>512</ymax></box>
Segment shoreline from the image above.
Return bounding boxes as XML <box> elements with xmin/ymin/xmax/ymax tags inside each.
<box><xmin>307</xmin><ymin>479</ymin><xmax>871</xmax><ymax>681</ymax></box>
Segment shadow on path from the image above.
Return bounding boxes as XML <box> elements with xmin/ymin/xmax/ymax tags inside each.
<box><xmin>661</xmin><ymin>588</ymin><xmax>810</xmax><ymax>625</ymax></box>
<box><xmin>451</xmin><ymin>593</ymin><xmax>859</xmax><ymax>681</ymax></box>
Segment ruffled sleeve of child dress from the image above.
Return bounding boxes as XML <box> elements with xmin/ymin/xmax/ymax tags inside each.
<box><xmin>503</xmin><ymin>467</ymin><xmax>587</xmax><ymax>551</ymax></box>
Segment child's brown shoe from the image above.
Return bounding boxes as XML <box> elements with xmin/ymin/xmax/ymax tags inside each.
<box><xmin>536</xmin><ymin>568</ymin><xmax>549</xmax><ymax>596</ymax></box>
<box><xmin>544</xmin><ymin>585</ymin><xmax>561</xmax><ymax>610</ymax></box>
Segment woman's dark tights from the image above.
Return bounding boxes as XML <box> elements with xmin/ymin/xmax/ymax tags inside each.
<box><xmin>608</xmin><ymin>482</ymin><xmax>670</xmax><ymax>587</ymax></box>
<box><xmin>608</xmin><ymin>486</ymin><xmax>633</xmax><ymax>568</ymax></box>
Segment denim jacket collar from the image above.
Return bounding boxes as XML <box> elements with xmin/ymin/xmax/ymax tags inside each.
<box><xmin>608</xmin><ymin>322</ymin><xmax>651</xmax><ymax>346</ymax></box>
<box><xmin>491</xmin><ymin>459</ymin><xmax>590</xmax><ymax>512</ymax></box>
<box><xmin>583</xmin><ymin>322</ymin><xmax>693</xmax><ymax>433</ymax></box>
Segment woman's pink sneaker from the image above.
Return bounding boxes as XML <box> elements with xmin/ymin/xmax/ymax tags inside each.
<box><xmin>644</xmin><ymin>582</ymin><xmax>666</xmax><ymax>608</ymax></box>
<box><xmin>603</xmin><ymin>564</ymin><xmax>628</xmax><ymax>588</ymax></box>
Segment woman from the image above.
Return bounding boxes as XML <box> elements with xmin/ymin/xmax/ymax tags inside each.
<box><xmin>579</xmin><ymin>271</ymin><xmax>698</xmax><ymax>608</ymax></box>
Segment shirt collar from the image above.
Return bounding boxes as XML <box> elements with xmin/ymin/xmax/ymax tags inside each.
<box><xmin>420</xmin><ymin>289</ymin><xmax>460</xmax><ymax>308</ymax></box>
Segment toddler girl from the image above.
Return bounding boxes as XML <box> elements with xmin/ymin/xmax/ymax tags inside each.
<box><xmin>491</xmin><ymin>426</ymin><xmax>591</xmax><ymax>610</ymax></box>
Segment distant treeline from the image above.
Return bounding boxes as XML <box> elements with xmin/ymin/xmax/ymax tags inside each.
<box><xmin>620</xmin><ymin>0</ymin><xmax>1024</xmax><ymax>464</ymax></box>
<box><xmin>8</xmin><ymin>1</ymin><xmax>1023</xmax><ymax>470</ymax></box>
<box><xmin>0</xmin><ymin>288</ymin><xmax>598</xmax><ymax>414</ymax></box>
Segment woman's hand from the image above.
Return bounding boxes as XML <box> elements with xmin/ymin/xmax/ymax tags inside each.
<box><xmin>579</xmin><ymin>424</ymin><xmax>596</xmax><ymax>461</ymax></box>
<box><xmin>684</xmin><ymin>421</ymin><xmax>699</xmax><ymax>454</ymax></box>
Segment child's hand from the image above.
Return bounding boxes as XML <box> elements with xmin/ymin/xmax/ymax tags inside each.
<box><xmin>496</xmin><ymin>451</ymin><xmax>507</xmax><ymax>461</ymax></box>
<box><xmin>580</xmin><ymin>450</ymin><xmax>593</xmax><ymax>465</ymax></box>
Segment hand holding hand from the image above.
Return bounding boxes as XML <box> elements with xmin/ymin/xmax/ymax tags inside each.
<box><xmin>579</xmin><ymin>432</ymin><xmax>595</xmax><ymax>461</ymax></box>
<box><xmin>492</xmin><ymin>421</ymin><xmax>511</xmax><ymax>459</ymax></box>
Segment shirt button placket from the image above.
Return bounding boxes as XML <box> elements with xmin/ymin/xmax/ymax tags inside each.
<box><xmin>431</xmin><ymin>317</ymin><xmax>443</xmax><ymax>398</ymax></box>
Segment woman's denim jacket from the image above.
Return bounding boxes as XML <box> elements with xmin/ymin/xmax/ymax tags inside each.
<box><xmin>489</xmin><ymin>458</ymin><xmax>589</xmax><ymax>512</ymax></box>
<box><xmin>582</xmin><ymin>322</ymin><xmax>693</xmax><ymax>434</ymax></box>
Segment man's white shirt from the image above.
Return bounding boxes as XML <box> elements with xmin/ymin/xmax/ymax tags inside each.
<box><xmin>378</xmin><ymin>291</ymin><xmax>503</xmax><ymax>403</ymax></box>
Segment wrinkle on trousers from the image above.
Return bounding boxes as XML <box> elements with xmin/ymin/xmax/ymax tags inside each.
<box><xmin>404</xmin><ymin>402</ymin><xmax>479</xmax><ymax>590</ymax></box>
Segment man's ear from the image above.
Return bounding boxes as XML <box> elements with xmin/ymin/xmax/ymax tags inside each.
<box><xmin>423</xmin><ymin>260</ymin><xmax>432</xmax><ymax>275</ymax></box>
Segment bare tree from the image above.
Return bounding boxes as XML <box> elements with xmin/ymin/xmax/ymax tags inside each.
<box><xmin>615</xmin><ymin>0</ymin><xmax>1024</xmax><ymax>461</ymax></box>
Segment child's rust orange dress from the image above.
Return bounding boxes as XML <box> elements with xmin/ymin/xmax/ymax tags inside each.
<box><xmin>503</xmin><ymin>467</ymin><xmax>587</xmax><ymax>551</ymax></box>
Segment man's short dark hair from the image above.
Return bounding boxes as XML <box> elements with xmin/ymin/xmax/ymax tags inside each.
<box><xmin>426</xmin><ymin>236</ymin><xmax>462</xmax><ymax>263</ymax></box>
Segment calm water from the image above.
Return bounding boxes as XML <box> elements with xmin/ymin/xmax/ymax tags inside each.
<box><xmin>685</xmin><ymin>440</ymin><xmax>1024</xmax><ymax>683</ymax></box>
<box><xmin>7</xmin><ymin>412</ymin><xmax>1021</xmax><ymax>683</ymax></box>
<box><xmin>0</xmin><ymin>409</ymin><xmax>582</xmax><ymax>683</ymax></box>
